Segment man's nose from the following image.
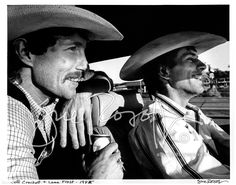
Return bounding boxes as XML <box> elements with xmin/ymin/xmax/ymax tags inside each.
<box><xmin>197</xmin><ymin>59</ymin><xmax>206</xmax><ymax>71</ymax></box>
<box><xmin>75</xmin><ymin>55</ymin><xmax>88</xmax><ymax>71</ymax></box>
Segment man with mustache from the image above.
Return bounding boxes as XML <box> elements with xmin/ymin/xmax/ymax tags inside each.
<box><xmin>120</xmin><ymin>32</ymin><xmax>230</xmax><ymax>179</ymax></box>
<box><xmin>7</xmin><ymin>5</ymin><xmax>123</xmax><ymax>180</ymax></box>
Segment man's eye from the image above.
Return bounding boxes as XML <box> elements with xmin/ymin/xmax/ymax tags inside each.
<box><xmin>188</xmin><ymin>58</ymin><xmax>196</xmax><ymax>63</ymax></box>
<box><xmin>68</xmin><ymin>46</ymin><xmax>78</xmax><ymax>51</ymax></box>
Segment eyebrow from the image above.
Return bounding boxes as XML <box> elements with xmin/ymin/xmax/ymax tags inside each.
<box><xmin>183</xmin><ymin>51</ymin><xmax>197</xmax><ymax>57</ymax></box>
<box><xmin>180</xmin><ymin>48</ymin><xmax>198</xmax><ymax>59</ymax></box>
<box><xmin>74</xmin><ymin>41</ymin><xmax>86</xmax><ymax>47</ymax></box>
<box><xmin>62</xmin><ymin>40</ymin><xmax>87</xmax><ymax>48</ymax></box>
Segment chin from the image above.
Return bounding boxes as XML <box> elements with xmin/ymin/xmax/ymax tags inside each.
<box><xmin>186</xmin><ymin>87</ymin><xmax>204</xmax><ymax>97</ymax></box>
<box><xmin>194</xmin><ymin>88</ymin><xmax>204</xmax><ymax>95</ymax></box>
<box><xmin>62</xmin><ymin>91</ymin><xmax>76</xmax><ymax>100</ymax></box>
<box><xmin>191</xmin><ymin>82</ymin><xmax>204</xmax><ymax>93</ymax></box>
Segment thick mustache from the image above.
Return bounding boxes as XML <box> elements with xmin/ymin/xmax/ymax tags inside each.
<box><xmin>64</xmin><ymin>70</ymin><xmax>94</xmax><ymax>82</ymax></box>
<box><xmin>65</xmin><ymin>71</ymin><xmax>84</xmax><ymax>80</ymax></box>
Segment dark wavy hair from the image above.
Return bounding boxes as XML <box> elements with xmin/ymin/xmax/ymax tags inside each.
<box><xmin>8</xmin><ymin>27</ymin><xmax>89</xmax><ymax>82</ymax></box>
<box><xmin>141</xmin><ymin>48</ymin><xmax>179</xmax><ymax>97</ymax></box>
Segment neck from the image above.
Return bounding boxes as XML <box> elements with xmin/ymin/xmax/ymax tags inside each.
<box><xmin>163</xmin><ymin>85</ymin><xmax>194</xmax><ymax>108</ymax></box>
<box><xmin>18</xmin><ymin>68</ymin><xmax>50</xmax><ymax>106</ymax></box>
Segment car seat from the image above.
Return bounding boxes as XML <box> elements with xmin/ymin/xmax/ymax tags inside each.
<box><xmin>91</xmin><ymin>90</ymin><xmax>145</xmax><ymax>178</ymax></box>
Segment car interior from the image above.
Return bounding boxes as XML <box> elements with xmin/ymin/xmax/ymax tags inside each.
<box><xmin>90</xmin><ymin>87</ymin><xmax>230</xmax><ymax>178</ymax></box>
<box><xmin>91</xmin><ymin>89</ymin><xmax>145</xmax><ymax>178</ymax></box>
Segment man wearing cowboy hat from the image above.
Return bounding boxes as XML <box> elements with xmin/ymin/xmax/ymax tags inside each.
<box><xmin>120</xmin><ymin>31</ymin><xmax>230</xmax><ymax>179</ymax></box>
<box><xmin>8</xmin><ymin>5</ymin><xmax>124</xmax><ymax>180</ymax></box>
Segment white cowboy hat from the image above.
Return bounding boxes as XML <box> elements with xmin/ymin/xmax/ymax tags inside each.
<box><xmin>8</xmin><ymin>5</ymin><xmax>123</xmax><ymax>41</ymax></box>
<box><xmin>120</xmin><ymin>31</ymin><xmax>227</xmax><ymax>81</ymax></box>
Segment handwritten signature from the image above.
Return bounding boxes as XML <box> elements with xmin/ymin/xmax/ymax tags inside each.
<box><xmin>197</xmin><ymin>179</ymin><xmax>229</xmax><ymax>184</ymax></box>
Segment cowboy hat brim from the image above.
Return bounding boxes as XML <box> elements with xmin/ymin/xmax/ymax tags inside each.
<box><xmin>120</xmin><ymin>31</ymin><xmax>227</xmax><ymax>81</ymax></box>
<box><xmin>8</xmin><ymin>5</ymin><xmax>123</xmax><ymax>41</ymax></box>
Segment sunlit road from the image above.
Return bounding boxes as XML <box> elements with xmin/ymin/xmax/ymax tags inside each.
<box><xmin>190</xmin><ymin>96</ymin><xmax>229</xmax><ymax>125</ymax></box>
<box><xmin>143</xmin><ymin>96</ymin><xmax>229</xmax><ymax>133</ymax></box>
<box><xmin>191</xmin><ymin>97</ymin><xmax>229</xmax><ymax>133</ymax></box>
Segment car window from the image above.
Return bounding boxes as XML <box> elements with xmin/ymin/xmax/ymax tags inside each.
<box><xmin>90</xmin><ymin>42</ymin><xmax>229</xmax><ymax>133</ymax></box>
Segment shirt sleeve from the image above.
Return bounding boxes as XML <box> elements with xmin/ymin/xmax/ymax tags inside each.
<box><xmin>128</xmin><ymin>119</ymin><xmax>169</xmax><ymax>178</ymax></box>
<box><xmin>199</xmin><ymin>109</ymin><xmax>229</xmax><ymax>148</ymax></box>
<box><xmin>198</xmin><ymin>109</ymin><xmax>229</xmax><ymax>165</ymax></box>
<box><xmin>208</xmin><ymin>119</ymin><xmax>229</xmax><ymax>147</ymax></box>
<box><xmin>8</xmin><ymin>96</ymin><xmax>38</xmax><ymax>180</ymax></box>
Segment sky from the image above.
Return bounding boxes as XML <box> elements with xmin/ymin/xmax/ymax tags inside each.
<box><xmin>90</xmin><ymin>42</ymin><xmax>230</xmax><ymax>84</ymax></box>
<box><xmin>199</xmin><ymin>42</ymin><xmax>229</xmax><ymax>71</ymax></box>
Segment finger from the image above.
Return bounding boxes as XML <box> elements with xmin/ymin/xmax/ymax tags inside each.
<box><xmin>59</xmin><ymin>110</ymin><xmax>68</xmax><ymax>148</ymax></box>
<box><xmin>84</xmin><ymin>107</ymin><xmax>93</xmax><ymax>136</ymax></box>
<box><xmin>76</xmin><ymin>113</ymin><xmax>86</xmax><ymax>147</ymax></box>
<box><xmin>80</xmin><ymin>154</ymin><xmax>87</xmax><ymax>172</ymax></box>
<box><xmin>102</xmin><ymin>142</ymin><xmax>119</xmax><ymax>158</ymax></box>
<box><xmin>69</xmin><ymin>111</ymin><xmax>79</xmax><ymax>149</ymax></box>
<box><xmin>113</xmin><ymin>166</ymin><xmax>124</xmax><ymax>179</ymax></box>
<box><xmin>110</xmin><ymin>150</ymin><xmax>122</xmax><ymax>162</ymax></box>
<box><xmin>81</xmin><ymin>154</ymin><xmax>85</xmax><ymax>160</ymax></box>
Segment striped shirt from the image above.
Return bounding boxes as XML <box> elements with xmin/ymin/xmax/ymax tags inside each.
<box><xmin>129</xmin><ymin>94</ymin><xmax>230</xmax><ymax>179</ymax></box>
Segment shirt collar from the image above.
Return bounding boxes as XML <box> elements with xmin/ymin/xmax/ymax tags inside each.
<box><xmin>153</xmin><ymin>93</ymin><xmax>199</xmax><ymax>116</ymax></box>
<box><xmin>157</xmin><ymin>94</ymin><xmax>187</xmax><ymax>113</ymax></box>
<box><xmin>11</xmin><ymin>80</ymin><xmax>58</xmax><ymax>120</ymax></box>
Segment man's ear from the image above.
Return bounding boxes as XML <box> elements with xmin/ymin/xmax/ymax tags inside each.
<box><xmin>159</xmin><ymin>65</ymin><xmax>170</xmax><ymax>80</ymax></box>
<box><xmin>13</xmin><ymin>38</ymin><xmax>34</xmax><ymax>67</ymax></box>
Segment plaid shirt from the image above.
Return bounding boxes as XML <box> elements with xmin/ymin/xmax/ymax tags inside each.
<box><xmin>7</xmin><ymin>81</ymin><xmax>58</xmax><ymax>180</ymax></box>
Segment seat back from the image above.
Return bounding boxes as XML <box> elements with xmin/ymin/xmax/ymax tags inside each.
<box><xmin>91</xmin><ymin>90</ymin><xmax>144</xmax><ymax>127</ymax></box>
<box><xmin>91</xmin><ymin>90</ymin><xmax>144</xmax><ymax>178</ymax></box>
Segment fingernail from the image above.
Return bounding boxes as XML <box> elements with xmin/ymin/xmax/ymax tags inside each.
<box><xmin>74</xmin><ymin>145</ymin><xmax>79</xmax><ymax>149</ymax></box>
<box><xmin>61</xmin><ymin>142</ymin><xmax>66</xmax><ymax>148</ymax></box>
<box><xmin>81</xmin><ymin>141</ymin><xmax>85</xmax><ymax>147</ymax></box>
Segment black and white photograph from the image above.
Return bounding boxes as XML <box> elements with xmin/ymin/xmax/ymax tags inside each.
<box><xmin>2</xmin><ymin>0</ymin><xmax>235</xmax><ymax>184</ymax></box>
